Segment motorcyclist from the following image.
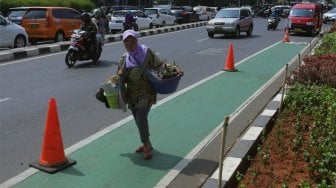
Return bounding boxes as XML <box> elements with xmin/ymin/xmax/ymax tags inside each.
<box><xmin>100</xmin><ymin>6</ymin><xmax>110</xmax><ymax>34</ymax></box>
<box><xmin>124</xmin><ymin>11</ymin><xmax>137</xmax><ymax>31</ymax></box>
<box><xmin>271</xmin><ymin>8</ymin><xmax>281</xmax><ymax>23</ymax></box>
<box><xmin>93</xmin><ymin>8</ymin><xmax>106</xmax><ymax>42</ymax></box>
<box><xmin>80</xmin><ymin>12</ymin><xmax>98</xmax><ymax>54</ymax></box>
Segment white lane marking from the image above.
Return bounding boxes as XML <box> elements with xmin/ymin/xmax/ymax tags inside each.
<box><xmin>0</xmin><ymin>98</ymin><xmax>11</xmax><ymax>103</ymax></box>
<box><xmin>196</xmin><ymin>38</ymin><xmax>208</xmax><ymax>43</ymax></box>
<box><xmin>0</xmin><ymin>51</ymin><xmax>65</xmax><ymax>67</ymax></box>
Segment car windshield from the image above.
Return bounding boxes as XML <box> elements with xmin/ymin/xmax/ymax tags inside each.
<box><xmin>113</xmin><ymin>12</ymin><xmax>127</xmax><ymax>17</ymax></box>
<box><xmin>8</xmin><ymin>9</ymin><xmax>27</xmax><ymax>17</ymax></box>
<box><xmin>215</xmin><ymin>10</ymin><xmax>239</xmax><ymax>18</ymax></box>
<box><xmin>290</xmin><ymin>8</ymin><xmax>313</xmax><ymax>17</ymax></box>
<box><xmin>329</xmin><ymin>8</ymin><xmax>336</xmax><ymax>13</ymax></box>
<box><xmin>144</xmin><ymin>9</ymin><xmax>157</xmax><ymax>15</ymax></box>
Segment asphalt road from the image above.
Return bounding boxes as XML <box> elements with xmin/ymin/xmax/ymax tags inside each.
<box><xmin>0</xmin><ymin>17</ymin><xmax>322</xmax><ymax>183</ymax></box>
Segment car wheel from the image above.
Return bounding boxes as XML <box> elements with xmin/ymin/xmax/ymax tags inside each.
<box><xmin>161</xmin><ymin>21</ymin><xmax>166</xmax><ymax>27</ymax></box>
<box><xmin>14</xmin><ymin>35</ymin><xmax>26</xmax><ymax>48</ymax></box>
<box><xmin>208</xmin><ymin>32</ymin><xmax>214</xmax><ymax>38</ymax></box>
<box><xmin>311</xmin><ymin>28</ymin><xmax>316</xmax><ymax>36</ymax></box>
<box><xmin>234</xmin><ymin>26</ymin><xmax>240</xmax><ymax>38</ymax></box>
<box><xmin>246</xmin><ymin>25</ymin><xmax>253</xmax><ymax>36</ymax></box>
<box><xmin>149</xmin><ymin>23</ymin><xmax>153</xmax><ymax>29</ymax></box>
<box><xmin>55</xmin><ymin>31</ymin><xmax>65</xmax><ymax>42</ymax></box>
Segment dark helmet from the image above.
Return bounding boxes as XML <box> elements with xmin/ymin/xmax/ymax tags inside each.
<box><xmin>81</xmin><ymin>12</ymin><xmax>91</xmax><ymax>23</ymax></box>
<box><xmin>93</xmin><ymin>8</ymin><xmax>102</xmax><ymax>18</ymax></box>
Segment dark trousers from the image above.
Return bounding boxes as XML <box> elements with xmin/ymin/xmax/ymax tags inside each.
<box><xmin>132</xmin><ymin>107</ymin><xmax>151</xmax><ymax>144</ymax></box>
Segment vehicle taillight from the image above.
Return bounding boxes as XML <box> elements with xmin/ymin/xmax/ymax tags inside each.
<box><xmin>45</xmin><ymin>16</ymin><xmax>51</xmax><ymax>27</ymax></box>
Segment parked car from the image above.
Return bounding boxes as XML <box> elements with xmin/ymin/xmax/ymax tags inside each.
<box><xmin>170</xmin><ymin>6</ymin><xmax>184</xmax><ymax>24</ymax></box>
<box><xmin>181</xmin><ymin>6</ymin><xmax>199</xmax><ymax>22</ymax></box>
<box><xmin>0</xmin><ymin>15</ymin><xmax>28</xmax><ymax>48</ymax></box>
<box><xmin>7</xmin><ymin>7</ymin><xmax>29</xmax><ymax>25</ymax></box>
<box><xmin>107</xmin><ymin>5</ymin><xmax>139</xmax><ymax>13</ymax></box>
<box><xmin>194</xmin><ymin>6</ymin><xmax>216</xmax><ymax>21</ymax></box>
<box><xmin>109</xmin><ymin>10</ymin><xmax>153</xmax><ymax>33</ymax></box>
<box><xmin>323</xmin><ymin>7</ymin><xmax>336</xmax><ymax>23</ymax></box>
<box><xmin>143</xmin><ymin>8</ymin><xmax>176</xmax><ymax>27</ymax></box>
<box><xmin>206</xmin><ymin>7</ymin><xmax>254</xmax><ymax>38</ymax></box>
<box><xmin>21</xmin><ymin>7</ymin><xmax>82</xmax><ymax>44</ymax></box>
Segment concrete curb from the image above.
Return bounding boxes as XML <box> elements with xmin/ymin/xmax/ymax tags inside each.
<box><xmin>0</xmin><ymin>22</ymin><xmax>207</xmax><ymax>63</ymax></box>
<box><xmin>201</xmin><ymin>37</ymin><xmax>321</xmax><ymax>188</ymax></box>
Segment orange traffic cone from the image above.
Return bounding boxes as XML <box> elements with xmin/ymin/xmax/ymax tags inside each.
<box><xmin>29</xmin><ymin>97</ymin><xmax>76</xmax><ymax>174</ymax></box>
<box><xmin>223</xmin><ymin>42</ymin><xmax>237</xmax><ymax>72</ymax></box>
<box><xmin>282</xmin><ymin>27</ymin><xmax>290</xmax><ymax>42</ymax></box>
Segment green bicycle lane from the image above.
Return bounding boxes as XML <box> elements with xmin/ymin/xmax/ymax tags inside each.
<box><xmin>12</xmin><ymin>42</ymin><xmax>306</xmax><ymax>188</ymax></box>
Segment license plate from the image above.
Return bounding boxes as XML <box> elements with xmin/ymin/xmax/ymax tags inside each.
<box><xmin>294</xmin><ymin>28</ymin><xmax>302</xmax><ymax>32</ymax></box>
<box><xmin>29</xmin><ymin>24</ymin><xmax>39</xmax><ymax>29</ymax></box>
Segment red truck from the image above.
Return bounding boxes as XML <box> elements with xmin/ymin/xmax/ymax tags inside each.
<box><xmin>288</xmin><ymin>2</ymin><xmax>323</xmax><ymax>35</ymax></box>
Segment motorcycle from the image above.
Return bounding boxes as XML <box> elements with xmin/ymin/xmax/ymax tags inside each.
<box><xmin>267</xmin><ymin>17</ymin><xmax>280</xmax><ymax>30</ymax></box>
<box><xmin>122</xmin><ymin>20</ymin><xmax>138</xmax><ymax>32</ymax></box>
<box><xmin>65</xmin><ymin>29</ymin><xmax>103</xmax><ymax>68</ymax></box>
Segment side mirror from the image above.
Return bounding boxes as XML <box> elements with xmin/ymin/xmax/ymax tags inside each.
<box><xmin>0</xmin><ymin>19</ymin><xmax>8</xmax><ymax>26</ymax></box>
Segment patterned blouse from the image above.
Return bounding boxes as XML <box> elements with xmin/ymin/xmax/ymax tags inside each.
<box><xmin>118</xmin><ymin>48</ymin><xmax>163</xmax><ymax>110</ymax></box>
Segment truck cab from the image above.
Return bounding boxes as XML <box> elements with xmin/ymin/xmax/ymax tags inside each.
<box><xmin>288</xmin><ymin>2</ymin><xmax>322</xmax><ymax>35</ymax></box>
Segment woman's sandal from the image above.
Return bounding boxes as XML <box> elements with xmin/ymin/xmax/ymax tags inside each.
<box><xmin>135</xmin><ymin>146</ymin><xmax>153</xmax><ymax>153</ymax></box>
<box><xmin>143</xmin><ymin>147</ymin><xmax>152</xmax><ymax>160</ymax></box>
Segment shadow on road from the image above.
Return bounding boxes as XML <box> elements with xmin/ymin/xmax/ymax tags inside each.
<box><xmin>120</xmin><ymin>150</ymin><xmax>183</xmax><ymax>171</ymax></box>
<box><xmin>72</xmin><ymin>60</ymin><xmax>119</xmax><ymax>69</ymax></box>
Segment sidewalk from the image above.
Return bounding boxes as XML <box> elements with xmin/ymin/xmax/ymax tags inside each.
<box><xmin>1</xmin><ymin>41</ymin><xmax>309</xmax><ymax>188</ymax></box>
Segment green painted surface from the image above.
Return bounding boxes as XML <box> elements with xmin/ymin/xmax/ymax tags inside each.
<box><xmin>14</xmin><ymin>42</ymin><xmax>306</xmax><ymax>188</ymax></box>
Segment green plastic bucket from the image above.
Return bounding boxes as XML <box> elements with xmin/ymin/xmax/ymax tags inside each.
<box><xmin>104</xmin><ymin>92</ymin><xmax>119</xmax><ymax>109</ymax></box>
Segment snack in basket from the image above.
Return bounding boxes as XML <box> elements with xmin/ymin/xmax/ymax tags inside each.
<box><xmin>158</xmin><ymin>62</ymin><xmax>182</xmax><ymax>79</ymax></box>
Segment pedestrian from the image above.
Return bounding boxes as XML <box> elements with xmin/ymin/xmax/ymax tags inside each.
<box><xmin>117</xmin><ymin>29</ymin><xmax>164</xmax><ymax>160</ymax></box>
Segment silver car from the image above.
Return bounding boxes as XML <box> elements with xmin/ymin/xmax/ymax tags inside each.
<box><xmin>206</xmin><ymin>7</ymin><xmax>253</xmax><ymax>38</ymax></box>
<box><xmin>323</xmin><ymin>8</ymin><xmax>336</xmax><ymax>23</ymax></box>
<box><xmin>0</xmin><ymin>15</ymin><xmax>28</xmax><ymax>48</ymax></box>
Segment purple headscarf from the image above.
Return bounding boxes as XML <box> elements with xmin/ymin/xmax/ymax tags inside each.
<box><xmin>122</xmin><ymin>30</ymin><xmax>148</xmax><ymax>68</ymax></box>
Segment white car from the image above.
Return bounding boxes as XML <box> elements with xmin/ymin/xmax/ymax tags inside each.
<box><xmin>206</xmin><ymin>8</ymin><xmax>254</xmax><ymax>38</ymax></box>
<box><xmin>323</xmin><ymin>8</ymin><xmax>336</xmax><ymax>23</ymax></box>
<box><xmin>0</xmin><ymin>15</ymin><xmax>28</xmax><ymax>48</ymax></box>
<box><xmin>193</xmin><ymin>6</ymin><xmax>217</xmax><ymax>21</ymax></box>
<box><xmin>143</xmin><ymin>8</ymin><xmax>176</xmax><ymax>27</ymax></box>
<box><xmin>109</xmin><ymin>10</ymin><xmax>153</xmax><ymax>33</ymax></box>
